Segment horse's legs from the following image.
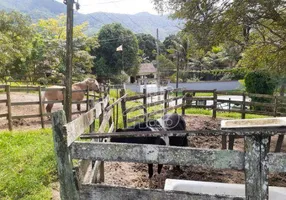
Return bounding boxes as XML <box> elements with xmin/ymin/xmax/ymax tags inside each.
<box><xmin>46</xmin><ymin>103</ymin><xmax>54</xmax><ymax>119</ymax></box>
<box><xmin>77</xmin><ymin>103</ymin><xmax>81</xmax><ymax>112</ymax></box>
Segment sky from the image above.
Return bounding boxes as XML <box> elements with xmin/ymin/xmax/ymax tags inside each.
<box><xmin>63</xmin><ymin>0</ymin><xmax>159</xmax><ymax>15</ymax></box>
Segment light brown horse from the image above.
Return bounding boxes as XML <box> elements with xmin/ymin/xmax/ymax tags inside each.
<box><xmin>42</xmin><ymin>78</ymin><xmax>100</xmax><ymax>115</ymax></box>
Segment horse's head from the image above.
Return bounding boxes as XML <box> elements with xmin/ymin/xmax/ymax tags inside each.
<box><xmin>84</xmin><ymin>78</ymin><xmax>100</xmax><ymax>92</ymax></box>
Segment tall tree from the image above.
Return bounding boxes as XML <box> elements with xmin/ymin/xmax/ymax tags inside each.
<box><xmin>0</xmin><ymin>11</ymin><xmax>33</xmax><ymax>82</ymax></box>
<box><xmin>92</xmin><ymin>23</ymin><xmax>139</xmax><ymax>82</ymax></box>
<box><xmin>136</xmin><ymin>33</ymin><xmax>157</xmax><ymax>62</ymax></box>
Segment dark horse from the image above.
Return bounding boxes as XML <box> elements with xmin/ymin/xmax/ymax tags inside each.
<box><xmin>110</xmin><ymin>113</ymin><xmax>187</xmax><ymax>179</ymax></box>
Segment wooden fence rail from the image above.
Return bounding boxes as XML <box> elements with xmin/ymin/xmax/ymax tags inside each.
<box><xmin>0</xmin><ymin>84</ymin><xmax>106</xmax><ymax>130</ymax></box>
<box><xmin>52</xmin><ymin>97</ymin><xmax>286</xmax><ymax>200</ymax></box>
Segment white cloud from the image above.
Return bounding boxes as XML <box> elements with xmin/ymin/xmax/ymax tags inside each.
<box><xmin>72</xmin><ymin>0</ymin><xmax>158</xmax><ymax>15</ymax></box>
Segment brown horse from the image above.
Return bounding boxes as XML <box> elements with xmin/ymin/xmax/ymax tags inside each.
<box><xmin>42</xmin><ymin>78</ymin><xmax>100</xmax><ymax>115</ymax></box>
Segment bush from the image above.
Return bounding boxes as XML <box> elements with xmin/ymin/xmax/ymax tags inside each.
<box><xmin>244</xmin><ymin>71</ymin><xmax>276</xmax><ymax>94</ymax></box>
<box><xmin>244</xmin><ymin>71</ymin><xmax>277</xmax><ymax>111</ymax></box>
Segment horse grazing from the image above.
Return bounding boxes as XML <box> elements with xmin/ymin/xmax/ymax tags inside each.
<box><xmin>110</xmin><ymin>113</ymin><xmax>187</xmax><ymax>179</ymax></box>
<box><xmin>42</xmin><ymin>78</ymin><xmax>100</xmax><ymax>115</ymax></box>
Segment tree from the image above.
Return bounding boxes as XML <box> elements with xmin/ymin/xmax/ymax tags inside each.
<box><xmin>152</xmin><ymin>0</ymin><xmax>286</xmax><ymax>73</ymax></box>
<box><xmin>136</xmin><ymin>33</ymin><xmax>157</xmax><ymax>62</ymax></box>
<box><xmin>0</xmin><ymin>11</ymin><xmax>33</xmax><ymax>82</ymax></box>
<box><xmin>157</xmin><ymin>54</ymin><xmax>175</xmax><ymax>79</ymax></box>
<box><xmin>31</xmin><ymin>15</ymin><xmax>96</xmax><ymax>83</ymax></box>
<box><xmin>92</xmin><ymin>23</ymin><xmax>139</xmax><ymax>82</ymax></box>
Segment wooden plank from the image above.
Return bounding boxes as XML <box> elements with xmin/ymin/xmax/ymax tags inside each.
<box><xmin>71</xmin><ymin>142</ymin><xmax>244</xmax><ymax>170</ymax></box>
<box><xmin>213</xmin><ymin>90</ymin><xmax>217</xmax><ymax>118</ymax></box>
<box><xmin>217</xmin><ymin>99</ymin><xmax>243</xmax><ymax>105</ymax></box>
<box><xmin>80</xmin><ymin>184</ymin><xmax>244</xmax><ymax>200</ymax></box>
<box><xmin>143</xmin><ymin>88</ymin><xmax>147</xmax><ymax>122</ymax></box>
<box><xmin>247</xmin><ymin>101</ymin><xmax>274</xmax><ymax>108</ymax></box>
<box><xmin>51</xmin><ymin>110</ymin><xmax>79</xmax><ymax>200</ymax></box>
<box><xmin>65</xmin><ymin>103</ymin><xmax>99</xmax><ymax>147</ymax></box>
<box><xmin>11</xmin><ymin>101</ymin><xmax>40</xmax><ymax>106</ymax></box>
<box><xmin>105</xmin><ymin>94</ymin><xmax>127</xmax><ymax>111</ymax></box>
<box><xmin>124</xmin><ymin>94</ymin><xmax>145</xmax><ymax>101</ymax></box>
<box><xmin>186</xmin><ymin>97</ymin><xmax>214</xmax><ymax>101</ymax></box>
<box><xmin>120</xmin><ymin>89</ymin><xmax>127</xmax><ymax>128</ymax></box>
<box><xmin>108</xmin><ymin>122</ymin><xmax>114</xmax><ymax>133</ymax></box>
<box><xmin>274</xmin><ymin>135</ymin><xmax>284</xmax><ymax>152</ymax></box>
<box><xmin>0</xmin><ymin>113</ymin><xmax>7</xmax><ymax>118</ymax></box>
<box><xmin>268</xmin><ymin>153</ymin><xmax>286</xmax><ymax>172</ymax></box>
<box><xmin>247</xmin><ymin>93</ymin><xmax>274</xmax><ymax>98</ymax></box>
<box><xmin>244</xmin><ymin>135</ymin><xmax>269</xmax><ymax>200</ymax></box>
<box><xmin>81</xmin><ymin>130</ymin><xmax>286</xmax><ymax>140</ymax></box>
<box><xmin>183</xmin><ymin>89</ymin><xmax>215</xmax><ymax>93</ymax></box>
<box><xmin>184</xmin><ymin>104</ymin><xmax>213</xmax><ymax>109</ymax></box>
<box><xmin>71</xmin><ymin>100</ymin><xmax>87</xmax><ymax>105</ymax></box>
<box><xmin>98</xmin><ymin>109</ymin><xmax>112</xmax><ymax>133</ymax></box>
<box><xmin>217</xmin><ymin>91</ymin><xmax>243</xmax><ymax>95</ymax></box>
<box><xmin>0</xmin><ymin>99</ymin><xmax>7</xmax><ymax>103</ymax></box>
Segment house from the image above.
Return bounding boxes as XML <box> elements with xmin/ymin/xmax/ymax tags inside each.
<box><xmin>130</xmin><ymin>63</ymin><xmax>157</xmax><ymax>83</ymax></box>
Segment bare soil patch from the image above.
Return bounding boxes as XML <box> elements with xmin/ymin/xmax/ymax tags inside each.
<box><xmin>103</xmin><ymin>115</ymin><xmax>286</xmax><ymax>189</ymax></box>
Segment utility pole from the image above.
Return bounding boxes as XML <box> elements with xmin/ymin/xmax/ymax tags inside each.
<box><xmin>65</xmin><ymin>0</ymin><xmax>74</xmax><ymax>122</ymax></box>
<box><xmin>156</xmin><ymin>28</ymin><xmax>161</xmax><ymax>97</ymax></box>
<box><xmin>176</xmin><ymin>51</ymin><xmax>179</xmax><ymax>89</ymax></box>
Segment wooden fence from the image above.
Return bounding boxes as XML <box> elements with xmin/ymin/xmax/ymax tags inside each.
<box><xmin>52</xmin><ymin>93</ymin><xmax>286</xmax><ymax>200</ymax></box>
<box><xmin>0</xmin><ymin>85</ymin><xmax>103</xmax><ymax>130</ymax></box>
<box><xmin>120</xmin><ymin>87</ymin><xmax>185</xmax><ymax>128</ymax></box>
<box><xmin>182</xmin><ymin>89</ymin><xmax>286</xmax><ymax>118</ymax></box>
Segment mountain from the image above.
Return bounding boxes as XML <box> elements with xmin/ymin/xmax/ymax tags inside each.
<box><xmin>0</xmin><ymin>0</ymin><xmax>183</xmax><ymax>40</ymax></box>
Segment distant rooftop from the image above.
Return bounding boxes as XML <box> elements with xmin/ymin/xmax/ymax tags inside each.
<box><xmin>138</xmin><ymin>63</ymin><xmax>157</xmax><ymax>75</ymax></box>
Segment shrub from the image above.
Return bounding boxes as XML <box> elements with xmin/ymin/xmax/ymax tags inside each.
<box><xmin>244</xmin><ymin>71</ymin><xmax>277</xmax><ymax>111</ymax></box>
<box><xmin>244</xmin><ymin>71</ymin><xmax>276</xmax><ymax>94</ymax></box>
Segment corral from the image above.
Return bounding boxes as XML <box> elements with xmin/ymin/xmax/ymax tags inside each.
<box><xmin>1</xmin><ymin>86</ymin><xmax>286</xmax><ymax>199</ymax></box>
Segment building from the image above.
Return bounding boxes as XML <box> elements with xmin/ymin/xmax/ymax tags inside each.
<box><xmin>130</xmin><ymin>63</ymin><xmax>157</xmax><ymax>83</ymax></box>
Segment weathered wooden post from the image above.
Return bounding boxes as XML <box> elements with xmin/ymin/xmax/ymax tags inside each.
<box><xmin>5</xmin><ymin>85</ymin><xmax>12</xmax><ymax>131</ymax></box>
<box><xmin>274</xmin><ymin>96</ymin><xmax>277</xmax><ymax>117</ymax></box>
<box><xmin>244</xmin><ymin>135</ymin><xmax>269</xmax><ymax>200</ymax></box>
<box><xmin>38</xmin><ymin>86</ymin><xmax>44</xmax><ymax>129</ymax></box>
<box><xmin>164</xmin><ymin>89</ymin><xmax>168</xmax><ymax>115</ymax></box>
<box><xmin>242</xmin><ymin>92</ymin><xmax>246</xmax><ymax>119</ymax></box>
<box><xmin>143</xmin><ymin>88</ymin><xmax>148</xmax><ymax>122</ymax></box>
<box><xmin>52</xmin><ymin>110</ymin><xmax>79</xmax><ymax>200</ymax></box>
<box><xmin>212</xmin><ymin>89</ymin><xmax>217</xmax><ymax>119</ymax></box>
<box><xmin>86</xmin><ymin>85</ymin><xmax>89</xmax><ymax>112</ymax></box>
<box><xmin>182</xmin><ymin>90</ymin><xmax>186</xmax><ymax>115</ymax></box>
<box><xmin>120</xmin><ymin>89</ymin><xmax>127</xmax><ymax>128</ymax></box>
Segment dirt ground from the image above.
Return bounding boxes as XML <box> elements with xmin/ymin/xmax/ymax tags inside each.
<box><xmin>0</xmin><ymin>92</ymin><xmax>285</xmax><ymax>197</ymax></box>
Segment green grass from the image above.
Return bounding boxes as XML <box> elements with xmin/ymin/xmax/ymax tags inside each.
<box><xmin>0</xmin><ymin>129</ymin><xmax>57</xmax><ymax>200</ymax></box>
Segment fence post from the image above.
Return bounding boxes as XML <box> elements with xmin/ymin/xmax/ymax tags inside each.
<box><xmin>38</xmin><ymin>86</ymin><xmax>45</xmax><ymax>129</ymax></box>
<box><xmin>212</xmin><ymin>89</ymin><xmax>217</xmax><ymax>119</ymax></box>
<box><xmin>244</xmin><ymin>135</ymin><xmax>269</xmax><ymax>200</ymax></box>
<box><xmin>6</xmin><ymin>85</ymin><xmax>12</xmax><ymax>131</ymax></box>
<box><xmin>89</xmin><ymin>100</ymin><xmax>95</xmax><ymax>133</ymax></box>
<box><xmin>52</xmin><ymin>110</ymin><xmax>79</xmax><ymax>200</ymax></box>
<box><xmin>86</xmin><ymin>85</ymin><xmax>89</xmax><ymax>111</ymax></box>
<box><xmin>164</xmin><ymin>89</ymin><xmax>168</xmax><ymax>115</ymax></box>
<box><xmin>99</xmin><ymin>100</ymin><xmax>105</xmax><ymax>183</ymax></box>
<box><xmin>242</xmin><ymin>92</ymin><xmax>246</xmax><ymax>119</ymax></box>
<box><xmin>116</xmin><ymin>88</ymin><xmax>119</xmax><ymax>130</ymax></box>
<box><xmin>182</xmin><ymin>90</ymin><xmax>186</xmax><ymax>115</ymax></box>
<box><xmin>274</xmin><ymin>96</ymin><xmax>277</xmax><ymax>117</ymax></box>
<box><xmin>120</xmin><ymin>89</ymin><xmax>127</xmax><ymax>128</ymax></box>
<box><xmin>143</xmin><ymin>88</ymin><xmax>148</xmax><ymax>122</ymax></box>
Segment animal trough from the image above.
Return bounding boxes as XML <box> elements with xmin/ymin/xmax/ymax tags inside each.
<box><xmin>164</xmin><ymin>179</ymin><xmax>286</xmax><ymax>200</ymax></box>
<box><xmin>221</xmin><ymin>117</ymin><xmax>286</xmax><ymax>129</ymax></box>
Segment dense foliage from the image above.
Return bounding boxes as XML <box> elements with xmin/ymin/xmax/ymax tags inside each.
<box><xmin>92</xmin><ymin>23</ymin><xmax>139</xmax><ymax>83</ymax></box>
